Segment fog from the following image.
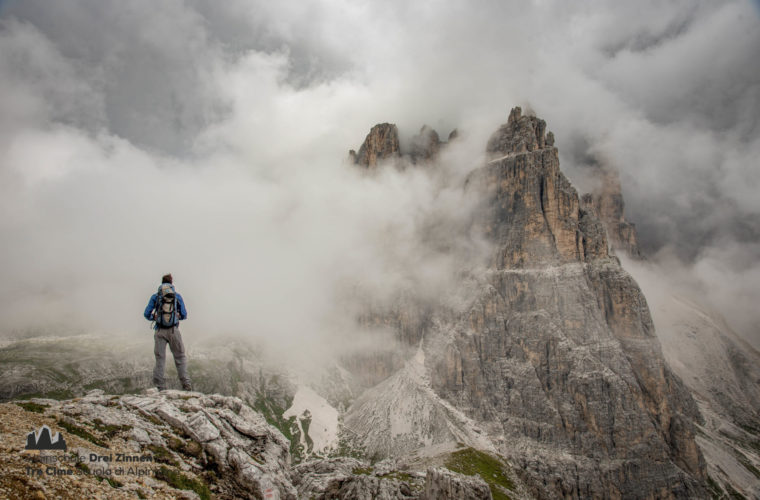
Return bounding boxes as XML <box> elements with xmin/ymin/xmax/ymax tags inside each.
<box><xmin>0</xmin><ymin>0</ymin><xmax>758</xmax><ymax>352</ymax></box>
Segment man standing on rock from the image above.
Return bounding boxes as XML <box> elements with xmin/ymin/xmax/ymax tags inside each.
<box><xmin>143</xmin><ymin>274</ymin><xmax>192</xmax><ymax>391</ymax></box>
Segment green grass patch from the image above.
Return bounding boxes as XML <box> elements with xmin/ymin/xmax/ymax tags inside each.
<box><xmin>444</xmin><ymin>448</ymin><xmax>514</xmax><ymax>500</ymax></box>
<box><xmin>147</xmin><ymin>444</ymin><xmax>179</xmax><ymax>466</ymax></box>
<box><xmin>141</xmin><ymin>413</ymin><xmax>164</xmax><ymax>427</ymax></box>
<box><xmin>57</xmin><ymin>419</ymin><xmax>109</xmax><ymax>448</ymax></box>
<box><xmin>15</xmin><ymin>401</ymin><xmax>48</xmax><ymax>413</ymax></box>
<box><xmin>92</xmin><ymin>418</ymin><xmax>132</xmax><ymax>439</ymax></box>
<box><xmin>381</xmin><ymin>471</ymin><xmax>414</xmax><ymax>482</ymax></box>
<box><xmin>352</xmin><ymin>466</ymin><xmax>373</xmax><ymax>475</ymax></box>
<box><xmin>167</xmin><ymin>436</ymin><xmax>203</xmax><ymax>459</ymax></box>
<box><xmin>155</xmin><ymin>466</ymin><xmax>211</xmax><ymax>500</ymax></box>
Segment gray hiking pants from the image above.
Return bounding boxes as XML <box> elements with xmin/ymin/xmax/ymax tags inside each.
<box><xmin>153</xmin><ymin>326</ymin><xmax>191</xmax><ymax>390</ymax></box>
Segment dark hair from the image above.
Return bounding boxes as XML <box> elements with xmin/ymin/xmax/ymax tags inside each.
<box><xmin>161</xmin><ymin>274</ymin><xmax>173</xmax><ymax>284</ymax></box>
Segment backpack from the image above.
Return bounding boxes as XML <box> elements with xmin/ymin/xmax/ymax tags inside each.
<box><xmin>156</xmin><ymin>283</ymin><xmax>178</xmax><ymax>328</ymax></box>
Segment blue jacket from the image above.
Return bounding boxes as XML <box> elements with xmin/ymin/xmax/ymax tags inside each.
<box><xmin>144</xmin><ymin>291</ymin><xmax>187</xmax><ymax>329</ymax></box>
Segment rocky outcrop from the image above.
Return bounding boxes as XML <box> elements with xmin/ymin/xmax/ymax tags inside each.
<box><xmin>350</xmin><ymin>123</ymin><xmax>401</xmax><ymax>167</ymax></box>
<box><xmin>293</xmin><ymin>458</ymin><xmax>420</xmax><ymax>499</ymax></box>
<box><xmin>422</xmin><ymin>468</ymin><xmax>491</xmax><ymax>500</ymax></box>
<box><xmin>1</xmin><ymin>389</ymin><xmax>297</xmax><ymax>499</ymax></box>
<box><xmin>580</xmin><ymin>164</ymin><xmax>642</xmax><ymax>258</ymax></box>
<box><xmin>1</xmin><ymin>390</ymin><xmax>511</xmax><ymax>500</ymax></box>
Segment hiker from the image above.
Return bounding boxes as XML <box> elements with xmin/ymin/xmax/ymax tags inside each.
<box><xmin>143</xmin><ymin>273</ymin><xmax>192</xmax><ymax>391</ymax></box>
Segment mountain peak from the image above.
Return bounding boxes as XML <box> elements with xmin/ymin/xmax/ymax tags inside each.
<box><xmin>486</xmin><ymin>106</ymin><xmax>551</xmax><ymax>156</ymax></box>
<box><xmin>350</xmin><ymin>123</ymin><xmax>401</xmax><ymax>167</ymax></box>
<box><xmin>469</xmin><ymin>109</ymin><xmax>608</xmax><ymax>269</ymax></box>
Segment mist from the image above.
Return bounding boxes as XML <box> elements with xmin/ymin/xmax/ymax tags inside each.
<box><xmin>0</xmin><ymin>0</ymin><xmax>758</xmax><ymax>352</ymax></box>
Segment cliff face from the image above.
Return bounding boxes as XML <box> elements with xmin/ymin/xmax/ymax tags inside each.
<box><xmin>347</xmin><ymin>107</ymin><xmax>708</xmax><ymax>498</ymax></box>
<box><xmin>470</xmin><ymin>107</ymin><xmax>607</xmax><ymax>269</ymax></box>
<box><xmin>582</xmin><ymin>159</ymin><xmax>760</xmax><ymax>497</ymax></box>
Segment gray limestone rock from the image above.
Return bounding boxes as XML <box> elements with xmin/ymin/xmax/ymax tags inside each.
<box><xmin>421</xmin><ymin>467</ymin><xmax>491</xmax><ymax>500</ymax></box>
<box><xmin>291</xmin><ymin>457</ymin><xmax>421</xmax><ymax>499</ymax></box>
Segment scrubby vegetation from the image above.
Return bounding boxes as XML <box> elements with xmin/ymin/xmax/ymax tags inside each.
<box><xmin>146</xmin><ymin>444</ymin><xmax>179</xmax><ymax>467</ymax></box>
<box><xmin>445</xmin><ymin>447</ymin><xmax>514</xmax><ymax>500</ymax></box>
<box><xmin>155</xmin><ymin>466</ymin><xmax>211</xmax><ymax>500</ymax></box>
<box><xmin>15</xmin><ymin>401</ymin><xmax>48</xmax><ymax>413</ymax></box>
<box><xmin>57</xmin><ymin>419</ymin><xmax>109</xmax><ymax>448</ymax></box>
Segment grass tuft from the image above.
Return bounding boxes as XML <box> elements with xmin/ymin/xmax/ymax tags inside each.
<box><xmin>15</xmin><ymin>402</ymin><xmax>48</xmax><ymax>414</ymax></box>
<box><xmin>57</xmin><ymin>419</ymin><xmax>109</xmax><ymax>448</ymax></box>
<box><xmin>155</xmin><ymin>465</ymin><xmax>211</xmax><ymax>500</ymax></box>
<box><xmin>146</xmin><ymin>444</ymin><xmax>179</xmax><ymax>467</ymax></box>
<box><xmin>92</xmin><ymin>418</ymin><xmax>132</xmax><ymax>439</ymax></box>
<box><xmin>167</xmin><ymin>436</ymin><xmax>203</xmax><ymax>459</ymax></box>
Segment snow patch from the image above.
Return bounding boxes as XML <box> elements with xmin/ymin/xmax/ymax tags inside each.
<box><xmin>283</xmin><ymin>386</ymin><xmax>338</xmax><ymax>455</ymax></box>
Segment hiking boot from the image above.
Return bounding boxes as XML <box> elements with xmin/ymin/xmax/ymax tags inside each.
<box><xmin>182</xmin><ymin>383</ymin><xmax>193</xmax><ymax>391</ymax></box>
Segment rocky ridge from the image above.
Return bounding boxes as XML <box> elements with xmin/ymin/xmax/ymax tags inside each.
<box><xmin>350</xmin><ymin>123</ymin><xmax>455</xmax><ymax>167</ymax></box>
<box><xmin>0</xmin><ymin>390</ymin><xmax>515</xmax><ymax>499</ymax></box>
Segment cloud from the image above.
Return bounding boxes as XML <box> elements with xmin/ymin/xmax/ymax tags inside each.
<box><xmin>0</xmin><ymin>0</ymin><xmax>758</xmax><ymax>348</ymax></box>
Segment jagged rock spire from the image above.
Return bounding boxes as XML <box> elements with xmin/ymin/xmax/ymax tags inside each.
<box><xmin>469</xmin><ymin>107</ymin><xmax>607</xmax><ymax>268</ymax></box>
<box><xmin>350</xmin><ymin>123</ymin><xmax>401</xmax><ymax>167</ymax></box>
<box><xmin>350</xmin><ymin>123</ymin><xmax>456</xmax><ymax>168</ymax></box>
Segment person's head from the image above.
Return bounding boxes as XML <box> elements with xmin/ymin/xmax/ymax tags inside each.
<box><xmin>161</xmin><ymin>273</ymin><xmax>173</xmax><ymax>284</ymax></box>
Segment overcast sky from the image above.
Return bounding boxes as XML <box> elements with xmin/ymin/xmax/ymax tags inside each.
<box><xmin>0</xmin><ymin>0</ymin><xmax>758</xmax><ymax>348</ymax></box>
